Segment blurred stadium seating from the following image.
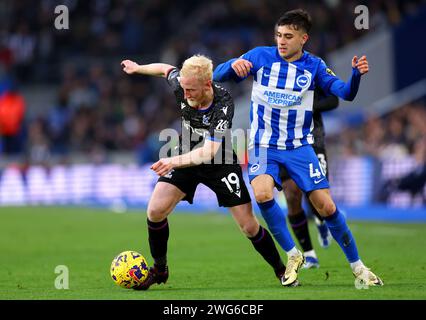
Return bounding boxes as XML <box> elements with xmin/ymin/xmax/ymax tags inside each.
<box><xmin>0</xmin><ymin>0</ymin><xmax>425</xmax><ymax>218</ymax></box>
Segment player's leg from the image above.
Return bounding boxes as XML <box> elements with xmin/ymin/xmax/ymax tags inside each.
<box><xmin>309</xmin><ymin>151</ymin><xmax>332</xmax><ymax>248</ymax></box>
<box><xmin>136</xmin><ymin>167</ymin><xmax>199</xmax><ymax>291</ymax></box>
<box><xmin>308</xmin><ymin>189</ymin><xmax>357</xmax><ymax>264</ymax></box>
<box><xmin>201</xmin><ymin>164</ymin><xmax>292</xmax><ymax>285</ymax></box>
<box><xmin>249</xmin><ymin>174</ymin><xmax>304</xmax><ymax>286</ymax></box>
<box><xmin>251</xmin><ymin>174</ymin><xmax>298</xmax><ymax>255</ymax></box>
<box><xmin>309</xmin><ymin>199</ymin><xmax>333</xmax><ymax>248</ymax></box>
<box><xmin>248</xmin><ymin>149</ymin><xmax>303</xmax><ymax>286</ymax></box>
<box><xmin>282</xmin><ymin>177</ymin><xmax>319</xmax><ymax>268</ymax></box>
<box><xmin>284</xmin><ymin>145</ymin><xmax>382</xmax><ymax>286</ymax></box>
<box><xmin>134</xmin><ymin>181</ymin><xmax>186</xmax><ymax>290</ymax></box>
<box><xmin>308</xmin><ymin>189</ymin><xmax>383</xmax><ymax>286</ymax></box>
<box><xmin>228</xmin><ymin>202</ymin><xmax>287</xmax><ymax>284</ymax></box>
<box><xmin>146</xmin><ymin>182</ymin><xmax>185</xmax><ymax>268</ymax></box>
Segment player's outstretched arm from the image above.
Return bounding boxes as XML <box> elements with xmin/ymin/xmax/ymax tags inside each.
<box><xmin>151</xmin><ymin>139</ymin><xmax>222</xmax><ymax>176</ymax></box>
<box><xmin>326</xmin><ymin>55</ymin><xmax>369</xmax><ymax>101</ymax></box>
<box><xmin>213</xmin><ymin>58</ymin><xmax>253</xmax><ymax>82</ymax></box>
<box><xmin>121</xmin><ymin>60</ymin><xmax>175</xmax><ymax>78</ymax></box>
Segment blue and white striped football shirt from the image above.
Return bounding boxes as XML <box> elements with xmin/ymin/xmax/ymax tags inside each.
<box><xmin>214</xmin><ymin>46</ymin><xmax>344</xmax><ymax>150</ymax></box>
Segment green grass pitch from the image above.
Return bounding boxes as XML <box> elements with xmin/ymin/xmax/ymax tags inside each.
<box><xmin>1</xmin><ymin>206</ymin><xmax>425</xmax><ymax>300</ymax></box>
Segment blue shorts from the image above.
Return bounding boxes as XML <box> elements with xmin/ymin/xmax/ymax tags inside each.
<box><xmin>248</xmin><ymin>145</ymin><xmax>329</xmax><ymax>192</ymax></box>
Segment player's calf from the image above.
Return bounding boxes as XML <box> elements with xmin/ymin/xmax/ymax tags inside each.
<box><xmin>229</xmin><ymin>202</ymin><xmax>260</xmax><ymax>237</ymax></box>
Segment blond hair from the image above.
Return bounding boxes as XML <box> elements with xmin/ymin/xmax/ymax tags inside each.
<box><xmin>180</xmin><ymin>54</ymin><xmax>213</xmax><ymax>82</ymax></box>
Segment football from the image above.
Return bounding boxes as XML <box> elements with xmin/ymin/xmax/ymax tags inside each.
<box><xmin>110</xmin><ymin>250</ymin><xmax>149</xmax><ymax>289</ymax></box>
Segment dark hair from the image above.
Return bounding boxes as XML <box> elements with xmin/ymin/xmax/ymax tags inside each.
<box><xmin>275</xmin><ymin>9</ymin><xmax>312</xmax><ymax>33</ymax></box>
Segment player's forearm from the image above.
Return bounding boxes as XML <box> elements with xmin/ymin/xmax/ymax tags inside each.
<box><xmin>136</xmin><ymin>63</ymin><xmax>175</xmax><ymax>77</ymax></box>
<box><xmin>169</xmin><ymin>145</ymin><xmax>217</xmax><ymax>168</ymax></box>
<box><xmin>170</xmin><ymin>140</ymin><xmax>222</xmax><ymax>168</ymax></box>
<box><xmin>213</xmin><ymin>59</ymin><xmax>238</xmax><ymax>82</ymax></box>
<box><xmin>328</xmin><ymin>68</ymin><xmax>361</xmax><ymax>101</ymax></box>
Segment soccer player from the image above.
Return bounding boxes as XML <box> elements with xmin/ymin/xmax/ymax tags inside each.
<box><xmin>213</xmin><ymin>9</ymin><xmax>383</xmax><ymax>286</ymax></box>
<box><xmin>280</xmin><ymin>87</ymin><xmax>338</xmax><ymax>269</ymax></box>
<box><xmin>121</xmin><ymin>55</ymin><xmax>290</xmax><ymax>290</ymax></box>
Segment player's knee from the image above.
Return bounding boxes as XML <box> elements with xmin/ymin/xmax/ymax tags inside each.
<box><xmin>147</xmin><ymin>205</ymin><xmax>168</xmax><ymax>222</ymax></box>
<box><xmin>315</xmin><ymin>198</ymin><xmax>336</xmax><ymax>217</ymax></box>
<box><xmin>323</xmin><ymin>201</ymin><xmax>336</xmax><ymax>216</ymax></box>
<box><xmin>241</xmin><ymin>219</ymin><xmax>259</xmax><ymax>237</ymax></box>
<box><xmin>254</xmin><ymin>189</ymin><xmax>274</xmax><ymax>203</ymax></box>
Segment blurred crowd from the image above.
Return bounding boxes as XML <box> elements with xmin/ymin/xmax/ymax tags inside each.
<box><xmin>327</xmin><ymin>100</ymin><xmax>426</xmax><ymax>204</ymax></box>
<box><xmin>0</xmin><ymin>0</ymin><xmax>425</xmax><ymax>165</ymax></box>
<box><xmin>328</xmin><ymin>101</ymin><xmax>426</xmax><ymax>160</ymax></box>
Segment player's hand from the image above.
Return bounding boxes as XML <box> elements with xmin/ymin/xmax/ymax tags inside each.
<box><xmin>151</xmin><ymin>158</ymin><xmax>174</xmax><ymax>176</ymax></box>
<box><xmin>352</xmin><ymin>55</ymin><xmax>369</xmax><ymax>75</ymax></box>
<box><xmin>121</xmin><ymin>59</ymin><xmax>140</xmax><ymax>75</ymax></box>
<box><xmin>231</xmin><ymin>59</ymin><xmax>253</xmax><ymax>78</ymax></box>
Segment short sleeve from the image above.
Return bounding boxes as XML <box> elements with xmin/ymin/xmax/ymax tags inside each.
<box><xmin>166</xmin><ymin>67</ymin><xmax>185</xmax><ymax>102</ymax></box>
<box><xmin>166</xmin><ymin>68</ymin><xmax>182</xmax><ymax>92</ymax></box>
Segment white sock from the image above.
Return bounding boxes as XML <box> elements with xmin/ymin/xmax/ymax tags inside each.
<box><xmin>304</xmin><ymin>250</ymin><xmax>317</xmax><ymax>259</ymax></box>
<box><xmin>350</xmin><ymin>260</ymin><xmax>364</xmax><ymax>272</ymax></box>
<box><xmin>286</xmin><ymin>246</ymin><xmax>299</xmax><ymax>257</ymax></box>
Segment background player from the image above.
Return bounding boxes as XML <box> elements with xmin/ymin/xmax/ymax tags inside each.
<box><xmin>121</xmin><ymin>55</ymin><xmax>290</xmax><ymax>290</ymax></box>
<box><xmin>213</xmin><ymin>9</ymin><xmax>383</xmax><ymax>287</ymax></box>
<box><xmin>281</xmin><ymin>87</ymin><xmax>338</xmax><ymax>269</ymax></box>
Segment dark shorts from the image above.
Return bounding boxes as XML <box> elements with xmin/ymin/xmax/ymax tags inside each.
<box><xmin>280</xmin><ymin>145</ymin><xmax>329</xmax><ymax>182</ymax></box>
<box><xmin>158</xmin><ymin>164</ymin><xmax>251</xmax><ymax>207</ymax></box>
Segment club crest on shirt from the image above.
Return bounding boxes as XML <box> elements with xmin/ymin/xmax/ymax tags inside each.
<box><xmin>296</xmin><ymin>74</ymin><xmax>311</xmax><ymax>89</ymax></box>
<box><xmin>202</xmin><ymin>114</ymin><xmax>210</xmax><ymax>125</ymax></box>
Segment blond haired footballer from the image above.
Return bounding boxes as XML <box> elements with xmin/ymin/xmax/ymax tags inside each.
<box><xmin>121</xmin><ymin>55</ymin><xmax>296</xmax><ymax>289</ymax></box>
